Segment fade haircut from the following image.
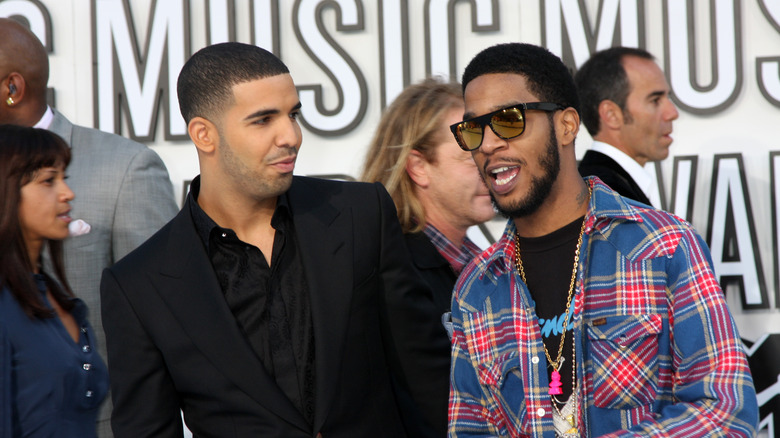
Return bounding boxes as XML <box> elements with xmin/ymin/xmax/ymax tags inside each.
<box><xmin>574</xmin><ymin>46</ymin><xmax>655</xmax><ymax>136</ymax></box>
<box><xmin>461</xmin><ymin>43</ymin><xmax>579</xmax><ymax>114</ymax></box>
<box><xmin>360</xmin><ymin>77</ymin><xmax>462</xmax><ymax>233</ymax></box>
<box><xmin>177</xmin><ymin>42</ymin><xmax>289</xmax><ymax>124</ymax></box>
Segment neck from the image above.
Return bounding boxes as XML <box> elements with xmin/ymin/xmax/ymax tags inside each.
<box><xmin>424</xmin><ymin>216</ymin><xmax>467</xmax><ymax>247</ymax></box>
<box><xmin>513</xmin><ymin>174</ymin><xmax>589</xmax><ymax>238</ymax></box>
<box><xmin>12</xmin><ymin>101</ymin><xmax>48</xmax><ymax>127</ymax></box>
<box><xmin>26</xmin><ymin>240</ymin><xmax>42</xmax><ymax>274</ymax></box>
<box><xmin>197</xmin><ymin>181</ymin><xmax>278</xmax><ymax>245</ymax></box>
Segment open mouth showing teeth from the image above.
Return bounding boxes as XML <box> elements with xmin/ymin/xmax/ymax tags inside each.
<box><xmin>491</xmin><ymin>166</ymin><xmax>519</xmax><ymax>186</ymax></box>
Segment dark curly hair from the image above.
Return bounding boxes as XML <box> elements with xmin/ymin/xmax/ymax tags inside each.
<box><xmin>461</xmin><ymin>43</ymin><xmax>579</xmax><ymax>114</ymax></box>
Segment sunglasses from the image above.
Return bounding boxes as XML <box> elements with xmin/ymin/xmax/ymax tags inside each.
<box><xmin>449</xmin><ymin>102</ymin><xmax>565</xmax><ymax>151</ymax></box>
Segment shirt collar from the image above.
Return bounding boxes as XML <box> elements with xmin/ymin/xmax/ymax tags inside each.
<box><xmin>422</xmin><ymin>223</ymin><xmax>482</xmax><ymax>274</ymax></box>
<box><xmin>589</xmin><ymin>141</ymin><xmax>657</xmax><ymax>204</ymax></box>
<box><xmin>479</xmin><ymin>177</ymin><xmax>643</xmax><ymax>275</ymax></box>
<box><xmin>187</xmin><ymin>176</ymin><xmax>291</xmax><ymax>251</ymax></box>
<box><xmin>33</xmin><ymin>106</ymin><xmax>55</xmax><ymax>129</ymax></box>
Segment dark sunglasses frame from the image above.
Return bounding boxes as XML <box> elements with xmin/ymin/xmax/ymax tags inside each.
<box><xmin>449</xmin><ymin>102</ymin><xmax>565</xmax><ymax>151</ymax></box>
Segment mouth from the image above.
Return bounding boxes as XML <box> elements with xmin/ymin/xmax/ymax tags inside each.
<box><xmin>58</xmin><ymin>210</ymin><xmax>72</xmax><ymax>223</ymax></box>
<box><xmin>271</xmin><ymin>155</ymin><xmax>297</xmax><ymax>173</ymax></box>
<box><xmin>486</xmin><ymin>165</ymin><xmax>520</xmax><ymax>195</ymax></box>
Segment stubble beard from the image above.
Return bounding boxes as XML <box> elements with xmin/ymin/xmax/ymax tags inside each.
<box><xmin>219</xmin><ymin>134</ymin><xmax>295</xmax><ymax>201</ymax></box>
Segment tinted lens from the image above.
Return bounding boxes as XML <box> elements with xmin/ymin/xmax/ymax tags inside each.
<box><xmin>491</xmin><ymin>108</ymin><xmax>525</xmax><ymax>139</ymax></box>
<box><xmin>458</xmin><ymin>121</ymin><xmax>485</xmax><ymax>150</ymax></box>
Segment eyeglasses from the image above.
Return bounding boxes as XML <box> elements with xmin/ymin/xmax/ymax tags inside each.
<box><xmin>449</xmin><ymin>102</ymin><xmax>565</xmax><ymax>151</ymax></box>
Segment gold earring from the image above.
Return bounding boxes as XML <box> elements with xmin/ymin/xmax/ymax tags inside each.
<box><xmin>6</xmin><ymin>97</ymin><xmax>13</xmax><ymax>106</ymax></box>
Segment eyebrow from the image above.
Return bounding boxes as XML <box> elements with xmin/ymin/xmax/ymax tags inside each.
<box><xmin>243</xmin><ymin>101</ymin><xmax>302</xmax><ymax>122</ymax></box>
<box><xmin>463</xmin><ymin>102</ymin><xmax>522</xmax><ymax>121</ymax></box>
<box><xmin>647</xmin><ymin>90</ymin><xmax>667</xmax><ymax>100</ymax></box>
<box><xmin>32</xmin><ymin>168</ymin><xmax>59</xmax><ymax>179</ymax></box>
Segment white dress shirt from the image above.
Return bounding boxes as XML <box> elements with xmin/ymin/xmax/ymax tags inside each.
<box><xmin>589</xmin><ymin>141</ymin><xmax>661</xmax><ymax>207</ymax></box>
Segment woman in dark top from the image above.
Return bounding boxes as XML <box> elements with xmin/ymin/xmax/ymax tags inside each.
<box><xmin>0</xmin><ymin>125</ymin><xmax>108</xmax><ymax>437</ymax></box>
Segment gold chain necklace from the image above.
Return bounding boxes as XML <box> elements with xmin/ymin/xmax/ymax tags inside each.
<box><xmin>513</xmin><ymin>186</ymin><xmax>590</xmax><ymax>398</ymax></box>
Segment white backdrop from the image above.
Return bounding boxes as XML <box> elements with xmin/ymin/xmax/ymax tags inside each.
<box><xmin>3</xmin><ymin>0</ymin><xmax>780</xmax><ymax>433</ymax></box>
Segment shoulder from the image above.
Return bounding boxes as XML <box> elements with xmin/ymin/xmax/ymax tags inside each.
<box><xmin>579</xmin><ymin>150</ymin><xmax>614</xmax><ymax>168</ymax></box>
<box><xmin>109</xmin><ymin>209</ymin><xmax>184</xmax><ymax>271</ymax></box>
<box><xmin>594</xmin><ymin>200</ymin><xmax>700</xmax><ymax>262</ymax></box>
<box><xmin>51</xmin><ymin>111</ymin><xmax>156</xmax><ymax>158</ymax></box>
<box><xmin>454</xmin><ymin>226</ymin><xmax>514</xmax><ymax>311</ymax></box>
<box><xmin>70</xmin><ymin>124</ymin><xmax>149</xmax><ymax>154</ymax></box>
<box><xmin>292</xmin><ymin>175</ymin><xmax>382</xmax><ymax>195</ymax></box>
<box><xmin>290</xmin><ymin>176</ymin><xmax>391</xmax><ymax>209</ymax></box>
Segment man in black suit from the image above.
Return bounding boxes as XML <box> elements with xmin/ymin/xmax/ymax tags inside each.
<box><xmin>575</xmin><ymin>47</ymin><xmax>679</xmax><ymax>206</ymax></box>
<box><xmin>100</xmin><ymin>42</ymin><xmax>442</xmax><ymax>438</ymax></box>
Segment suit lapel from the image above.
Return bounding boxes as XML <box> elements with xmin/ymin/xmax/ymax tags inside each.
<box><xmin>154</xmin><ymin>204</ymin><xmax>309</xmax><ymax>430</ymax></box>
<box><xmin>288</xmin><ymin>178</ymin><xmax>353</xmax><ymax>431</ymax></box>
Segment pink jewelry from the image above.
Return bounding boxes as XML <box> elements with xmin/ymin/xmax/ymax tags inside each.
<box><xmin>549</xmin><ymin>370</ymin><xmax>563</xmax><ymax>395</ymax></box>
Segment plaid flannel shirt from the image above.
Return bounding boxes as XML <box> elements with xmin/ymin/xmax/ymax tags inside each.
<box><xmin>448</xmin><ymin>177</ymin><xmax>758</xmax><ymax>437</ymax></box>
<box><xmin>423</xmin><ymin>224</ymin><xmax>483</xmax><ymax>274</ymax></box>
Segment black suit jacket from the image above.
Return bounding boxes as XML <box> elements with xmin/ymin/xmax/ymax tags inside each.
<box><xmin>404</xmin><ymin>232</ymin><xmax>457</xmax><ymax>315</ymax></box>
<box><xmin>400</xmin><ymin>232</ymin><xmax>456</xmax><ymax>436</ymax></box>
<box><xmin>101</xmin><ymin>176</ymin><xmax>445</xmax><ymax>438</ymax></box>
<box><xmin>578</xmin><ymin>150</ymin><xmax>652</xmax><ymax>205</ymax></box>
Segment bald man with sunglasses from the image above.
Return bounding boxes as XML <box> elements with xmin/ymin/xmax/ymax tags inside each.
<box><xmin>446</xmin><ymin>43</ymin><xmax>757</xmax><ymax>437</ymax></box>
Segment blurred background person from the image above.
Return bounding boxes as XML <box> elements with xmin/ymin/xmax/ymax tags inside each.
<box><xmin>0</xmin><ymin>18</ymin><xmax>177</xmax><ymax>436</ymax></box>
<box><xmin>0</xmin><ymin>125</ymin><xmax>109</xmax><ymax>438</ymax></box>
<box><xmin>361</xmin><ymin>77</ymin><xmax>495</xmax><ymax>436</ymax></box>
<box><xmin>575</xmin><ymin>46</ymin><xmax>679</xmax><ymax>207</ymax></box>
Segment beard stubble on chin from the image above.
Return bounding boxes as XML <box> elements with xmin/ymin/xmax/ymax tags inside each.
<box><xmin>489</xmin><ymin>122</ymin><xmax>560</xmax><ymax>219</ymax></box>
<box><xmin>219</xmin><ymin>135</ymin><xmax>297</xmax><ymax>199</ymax></box>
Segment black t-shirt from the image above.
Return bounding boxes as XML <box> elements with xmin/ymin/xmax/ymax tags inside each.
<box><xmin>516</xmin><ymin>216</ymin><xmax>584</xmax><ymax>403</ymax></box>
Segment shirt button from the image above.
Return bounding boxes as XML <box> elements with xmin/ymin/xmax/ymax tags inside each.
<box><xmin>531</xmin><ymin>356</ymin><xmax>539</xmax><ymax>364</ymax></box>
<box><xmin>81</xmin><ymin>326</ymin><xmax>88</xmax><ymax>333</ymax></box>
<box><xmin>82</xmin><ymin>345</ymin><xmax>91</xmax><ymax>353</ymax></box>
<box><xmin>86</xmin><ymin>390</ymin><xmax>93</xmax><ymax>397</ymax></box>
<box><xmin>221</xmin><ymin>232</ymin><xmax>227</xmax><ymax>238</ymax></box>
<box><xmin>536</xmin><ymin>408</ymin><xmax>546</xmax><ymax>417</ymax></box>
<box><xmin>83</xmin><ymin>363</ymin><xmax>92</xmax><ymax>371</ymax></box>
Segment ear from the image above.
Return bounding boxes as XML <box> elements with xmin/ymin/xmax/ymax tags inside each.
<box><xmin>188</xmin><ymin>116</ymin><xmax>218</xmax><ymax>155</ymax></box>
<box><xmin>556</xmin><ymin>107</ymin><xmax>580</xmax><ymax>147</ymax></box>
<box><xmin>4</xmin><ymin>72</ymin><xmax>25</xmax><ymax>103</ymax></box>
<box><xmin>405</xmin><ymin>150</ymin><xmax>431</xmax><ymax>188</ymax></box>
<box><xmin>598</xmin><ymin>100</ymin><xmax>623</xmax><ymax>130</ymax></box>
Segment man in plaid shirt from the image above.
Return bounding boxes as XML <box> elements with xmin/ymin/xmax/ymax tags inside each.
<box><xmin>447</xmin><ymin>43</ymin><xmax>757</xmax><ymax>437</ymax></box>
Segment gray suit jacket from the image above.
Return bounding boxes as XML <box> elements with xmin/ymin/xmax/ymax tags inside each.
<box><xmin>47</xmin><ymin>109</ymin><xmax>178</xmax><ymax>434</ymax></box>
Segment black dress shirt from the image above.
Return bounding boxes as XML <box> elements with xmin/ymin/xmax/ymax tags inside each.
<box><xmin>187</xmin><ymin>177</ymin><xmax>315</xmax><ymax>426</ymax></box>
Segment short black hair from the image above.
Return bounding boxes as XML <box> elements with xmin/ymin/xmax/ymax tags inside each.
<box><xmin>177</xmin><ymin>42</ymin><xmax>289</xmax><ymax>124</ymax></box>
<box><xmin>461</xmin><ymin>43</ymin><xmax>579</xmax><ymax>114</ymax></box>
<box><xmin>574</xmin><ymin>46</ymin><xmax>655</xmax><ymax>136</ymax></box>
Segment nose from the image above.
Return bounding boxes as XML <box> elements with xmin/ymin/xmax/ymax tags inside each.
<box><xmin>61</xmin><ymin>181</ymin><xmax>75</xmax><ymax>202</ymax></box>
<box><xmin>477</xmin><ymin>124</ymin><xmax>507</xmax><ymax>155</ymax></box>
<box><xmin>664</xmin><ymin>98</ymin><xmax>679</xmax><ymax>121</ymax></box>
<box><xmin>276</xmin><ymin>117</ymin><xmax>302</xmax><ymax>148</ymax></box>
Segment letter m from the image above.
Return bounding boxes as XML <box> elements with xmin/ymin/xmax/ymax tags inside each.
<box><xmin>92</xmin><ymin>0</ymin><xmax>188</xmax><ymax>141</ymax></box>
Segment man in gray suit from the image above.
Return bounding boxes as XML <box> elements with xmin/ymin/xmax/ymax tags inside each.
<box><xmin>0</xmin><ymin>17</ymin><xmax>178</xmax><ymax>437</ymax></box>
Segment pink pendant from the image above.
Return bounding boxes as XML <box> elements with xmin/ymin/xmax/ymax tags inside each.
<box><xmin>549</xmin><ymin>370</ymin><xmax>563</xmax><ymax>395</ymax></box>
